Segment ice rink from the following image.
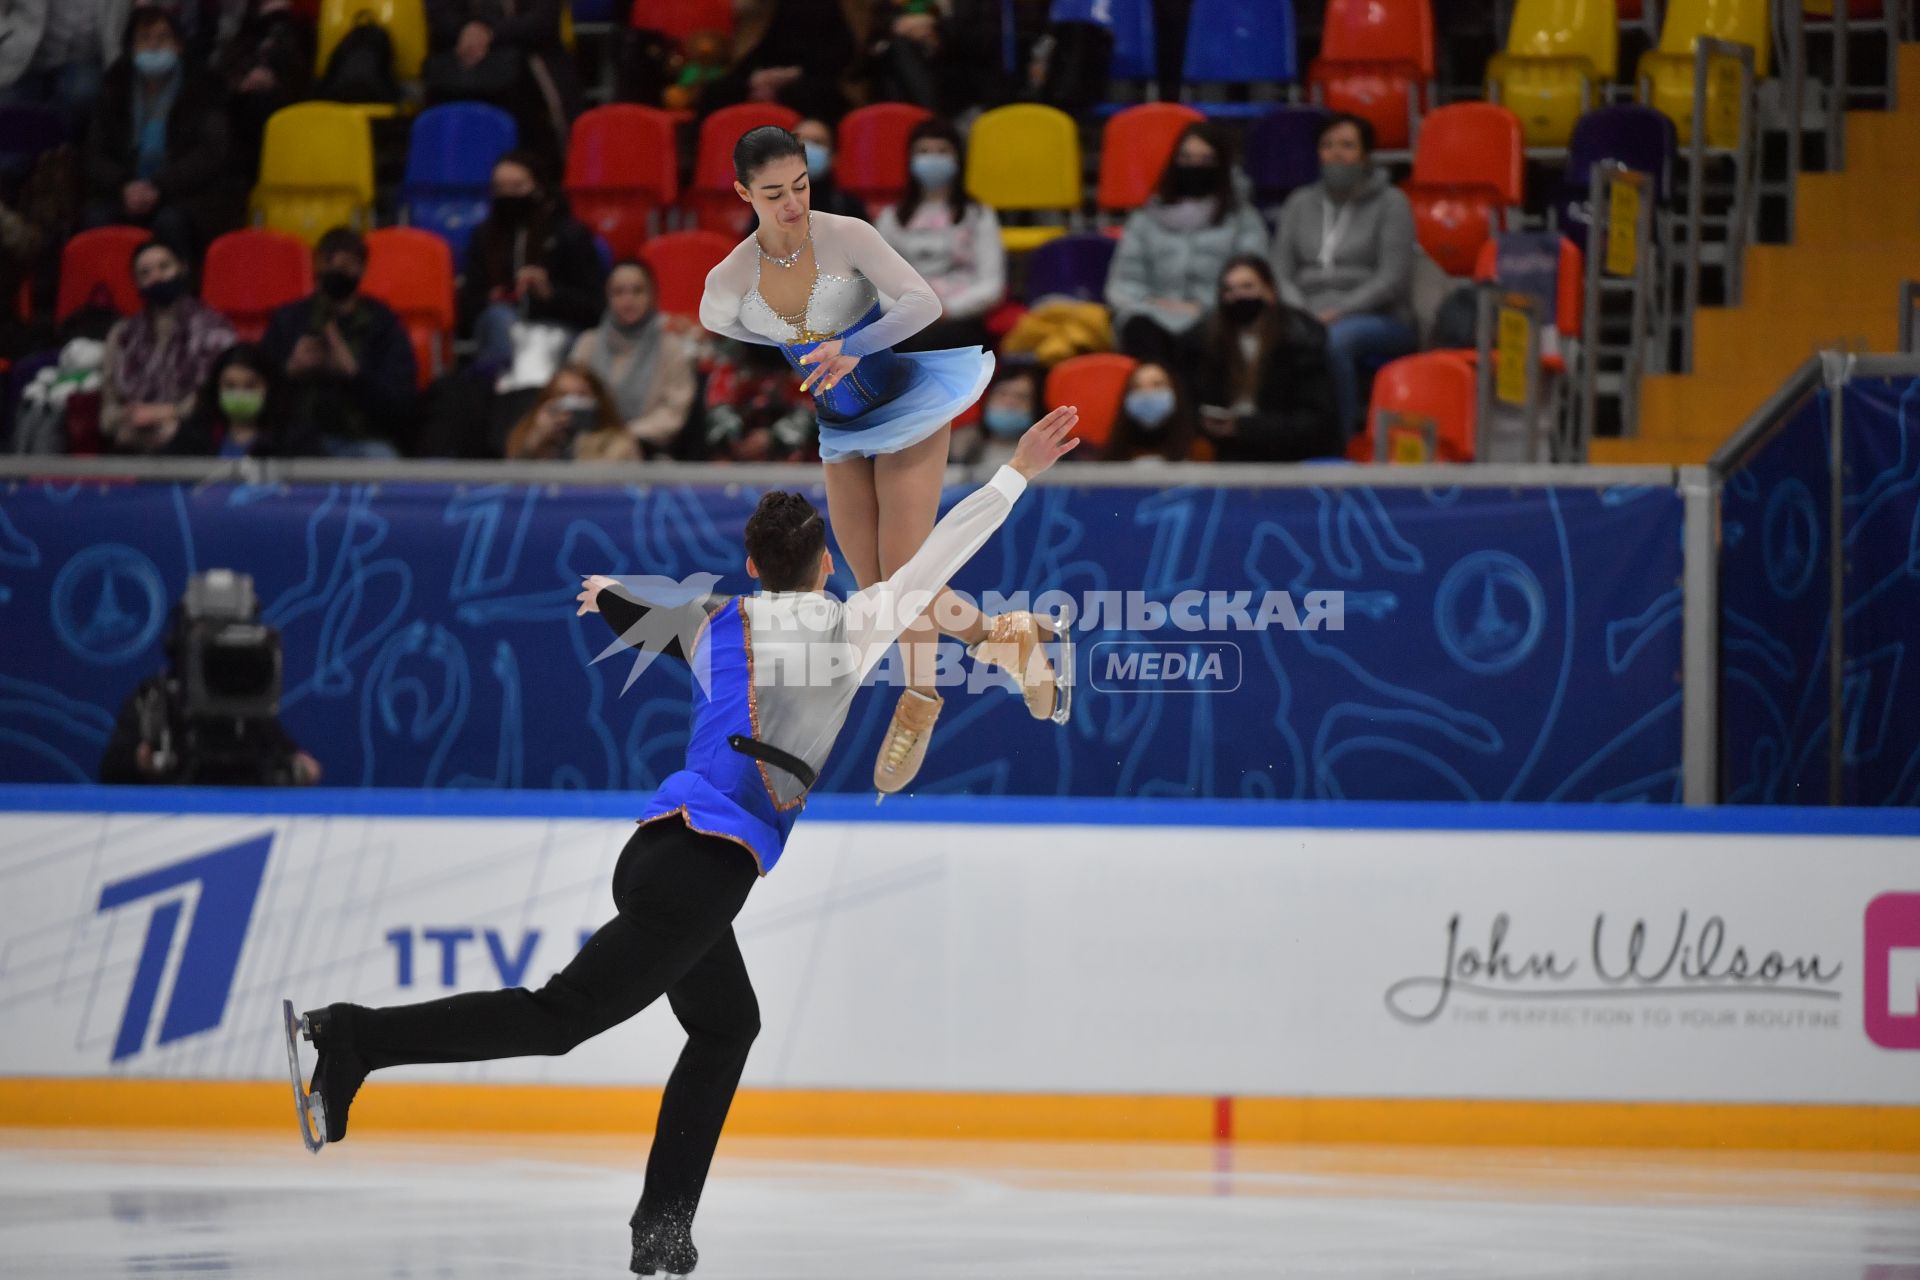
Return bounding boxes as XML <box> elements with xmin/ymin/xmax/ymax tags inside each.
<box><xmin>3</xmin><ymin>1129</ymin><xmax>1918</xmax><ymax>1278</ymax></box>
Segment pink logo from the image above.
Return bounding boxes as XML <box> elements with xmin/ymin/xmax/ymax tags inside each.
<box><xmin>1864</xmin><ymin>893</ymin><xmax>1920</xmax><ymax>1050</ymax></box>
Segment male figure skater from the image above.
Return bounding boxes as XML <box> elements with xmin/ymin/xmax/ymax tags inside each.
<box><xmin>282</xmin><ymin>407</ymin><xmax>1081</xmax><ymax>1277</ymax></box>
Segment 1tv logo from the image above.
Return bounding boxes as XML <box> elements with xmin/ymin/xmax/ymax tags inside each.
<box><xmin>1864</xmin><ymin>892</ymin><xmax>1920</xmax><ymax>1051</ymax></box>
<box><xmin>95</xmin><ymin>835</ymin><xmax>272</xmax><ymax>1063</ymax></box>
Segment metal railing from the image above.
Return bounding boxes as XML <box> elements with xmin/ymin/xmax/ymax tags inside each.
<box><xmin>1902</xmin><ymin>280</ymin><xmax>1920</xmax><ymax>354</ymax></box>
<box><xmin>1578</xmin><ymin>161</ymin><xmax>1661</xmax><ymax>443</ymax></box>
<box><xmin>1673</xmin><ymin>36</ymin><xmax>1760</xmax><ymax>371</ymax></box>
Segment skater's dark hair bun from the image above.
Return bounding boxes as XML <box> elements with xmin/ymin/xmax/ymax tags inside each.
<box><xmin>733</xmin><ymin>126</ymin><xmax>806</xmax><ymax>186</ymax></box>
<box><xmin>745</xmin><ymin>491</ymin><xmax>828</xmax><ymax>592</ymax></box>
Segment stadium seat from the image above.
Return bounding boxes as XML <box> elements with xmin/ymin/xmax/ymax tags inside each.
<box><xmin>1244</xmin><ymin>105</ymin><xmax>1331</xmax><ymax>205</ymax></box>
<box><xmin>1366</xmin><ymin>350</ymin><xmax>1477</xmax><ymax>462</ymax></box>
<box><xmin>1024</xmin><ymin>234</ymin><xmax>1119</xmax><ymax>304</ymax></box>
<box><xmin>690</xmin><ymin>103</ymin><xmax>802</xmax><ymax>236</ymax></box>
<box><xmin>201</xmin><ymin>230</ymin><xmax>314</xmax><ymax>342</ymax></box>
<box><xmin>1486</xmin><ymin>0</ymin><xmax>1619</xmax><ymax>148</ymax></box>
<box><xmin>56</xmin><ymin>227</ymin><xmax>148</xmax><ymax>323</ymax></box>
<box><xmin>1472</xmin><ymin>231</ymin><xmax>1586</xmax><ymax>369</ymax></box>
<box><xmin>1044</xmin><ymin>352</ymin><xmax>1137</xmax><ymax>448</ymax></box>
<box><xmin>564</xmin><ymin>104</ymin><xmax>679</xmax><ymax>259</ymax></box>
<box><xmin>966</xmin><ymin>104</ymin><xmax>1083</xmax><ymax>252</ymax></box>
<box><xmin>316</xmin><ymin>0</ymin><xmax>428</xmax><ymax>82</ymax></box>
<box><xmin>1309</xmin><ymin>0</ymin><xmax>1435</xmax><ymax>149</ymax></box>
<box><xmin>1402</xmin><ymin>103</ymin><xmax>1525</xmax><ymax>276</ymax></box>
<box><xmin>361</xmin><ymin>227</ymin><xmax>456</xmax><ymax>388</ymax></box>
<box><xmin>252</xmin><ymin>104</ymin><xmax>375</xmax><ymax>245</ymax></box>
<box><xmin>639</xmin><ymin>230</ymin><xmax>733</xmax><ymax>319</ymax></box>
<box><xmin>1554</xmin><ymin>104</ymin><xmax>1675</xmax><ymax>249</ymax></box>
<box><xmin>1182</xmin><ymin>0</ymin><xmax>1297</xmax><ymax>115</ymax></box>
<box><xmin>836</xmin><ymin>103</ymin><xmax>934</xmax><ymax>210</ymax></box>
<box><xmin>1097</xmin><ymin>104</ymin><xmax>1205</xmax><ymax>215</ymax></box>
<box><xmin>0</xmin><ymin>104</ymin><xmax>65</xmax><ymax>178</ymax></box>
<box><xmin>1107</xmin><ymin>0</ymin><xmax>1158</xmax><ymax>81</ymax></box>
<box><xmin>400</xmin><ymin>103</ymin><xmax>517</xmax><ymax>260</ymax></box>
<box><xmin>572</xmin><ymin>0</ymin><xmax>615</xmax><ymax>23</ymax></box>
<box><xmin>1636</xmin><ymin>0</ymin><xmax>1770</xmax><ymax>147</ymax></box>
<box><xmin>631</xmin><ymin>0</ymin><xmax>734</xmax><ymax>41</ymax></box>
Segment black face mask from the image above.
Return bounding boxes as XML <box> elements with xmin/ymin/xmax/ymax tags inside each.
<box><xmin>319</xmin><ymin>269</ymin><xmax>360</xmax><ymax>302</ymax></box>
<box><xmin>1222</xmin><ymin>296</ymin><xmax>1267</xmax><ymax>327</ymax></box>
<box><xmin>139</xmin><ymin>277</ymin><xmax>186</xmax><ymax>309</ymax></box>
<box><xmin>1168</xmin><ymin>164</ymin><xmax>1218</xmax><ymax>200</ymax></box>
<box><xmin>491</xmin><ymin>194</ymin><xmax>538</xmax><ymax>226</ymax></box>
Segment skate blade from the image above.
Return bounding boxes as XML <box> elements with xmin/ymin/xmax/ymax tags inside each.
<box><xmin>280</xmin><ymin>999</ymin><xmax>325</xmax><ymax>1154</ymax></box>
<box><xmin>1046</xmin><ymin>609</ymin><xmax>1074</xmax><ymax>727</ymax></box>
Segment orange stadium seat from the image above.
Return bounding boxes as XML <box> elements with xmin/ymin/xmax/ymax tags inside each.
<box><xmin>565</xmin><ymin>105</ymin><xmax>679</xmax><ymax>259</ymax></box>
<box><xmin>1367</xmin><ymin>350</ymin><xmax>1478</xmax><ymax>462</ymax></box>
<box><xmin>1045</xmin><ymin>353</ymin><xmax>1137</xmax><ymax>448</ymax></box>
<box><xmin>201</xmin><ymin>230</ymin><xmax>313</xmax><ymax>342</ymax></box>
<box><xmin>1097</xmin><ymin>103</ymin><xmax>1206</xmax><ymax>214</ymax></box>
<box><xmin>361</xmin><ymin>227</ymin><xmax>456</xmax><ymax>387</ymax></box>
<box><xmin>1309</xmin><ymin>0</ymin><xmax>1436</xmax><ymax>150</ymax></box>
<box><xmin>56</xmin><ymin>226</ymin><xmax>148</xmax><ymax>322</ymax></box>
<box><xmin>835</xmin><ymin>103</ymin><xmax>933</xmax><ymax>210</ymax></box>
<box><xmin>1403</xmin><ymin>103</ymin><xmax>1525</xmax><ymax>275</ymax></box>
<box><xmin>640</xmin><ymin>230</ymin><xmax>734</xmax><ymax>319</ymax></box>
<box><xmin>690</xmin><ymin>103</ymin><xmax>802</xmax><ymax>236</ymax></box>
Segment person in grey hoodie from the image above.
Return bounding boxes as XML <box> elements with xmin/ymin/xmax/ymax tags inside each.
<box><xmin>1270</xmin><ymin>112</ymin><xmax>1418</xmax><ymax>438</ymax></box>
<box><xmin>1105</xmin><ymin>121</ymin><xmax>1269</xmax><ymax>370</ymax></box>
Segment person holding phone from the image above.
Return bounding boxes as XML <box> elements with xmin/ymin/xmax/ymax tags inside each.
<box><xmin>1187</xmin><ymin>255</ymin><xmax>1342</xmax><ymax>462</ymax></box>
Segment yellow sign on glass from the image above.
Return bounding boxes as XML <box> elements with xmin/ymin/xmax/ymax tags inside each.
<box><xmin>1495</xmin><ymin>304</ymin><xmax>1530</xmax><ymax>407</ymax></box>
<box><xmin>1606</xmin><ymin>178</ymin><xmax>1640</xmax><ymax>278</ymax></box>
<box><xmin>1389</xmin><ymin>427</ymin><xmax>1430</xmax><ymax>464</ymax></box>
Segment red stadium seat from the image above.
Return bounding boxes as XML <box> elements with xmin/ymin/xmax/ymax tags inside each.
<box><xmin>361</xmin><ymin>227</ymin><xmax>456</xmax><ymax>388</ymax></box>
<box><xmin>1308</xmin><ymin>0</ymin><xmax>1436</xmax><ymax>150</ymax></box>
<box><xmin>1403</xmin><ymin>103</ymin><xmax>1525</xmax><ymax>276</ymax></box>
<box><xmin>631</xmin><ymin>0</ymin><xmax>733</xmax><ymax>40</ymax></box>
<box><xmin>835</xmin><ymin>103</ymin><xmax>933</xmax><ymax>210</ymax></box>
<box><xmin>1044</xmin><ymin>353</ymin><xmax>1137</xmax><ymax>448</ymax></box>
<box><xmin>201</xmin><ymin>230</ymin><xmax>313</xmax><ymax>342</ymax></box>
<box><xmin>1097</xmin><ymin>103</ymin><xmax>1206</xmax><ymax>214</ymax></box>
<box><xmin>57</xmin><ymin>226</ymin><xmax>148</xmax><ymax>322</ymax></box>
<box><xmin>640</xmin><ymin>230</ymin><xmax>734</xmax><ymax>319</ymax></box>
<box><xmin>565</xmin><ymin>105</ymin><xmax>679</xmax><ymax>259</ymax></box>
<box><xmin>690</xmin><ymin>103</ymin><xmax>802</xmax><ymax>236</ymax></box>
<box><xmin>1366</xmin><ymin>351</ymin><xmax>1477</xmax><ymax>462</ymax></box>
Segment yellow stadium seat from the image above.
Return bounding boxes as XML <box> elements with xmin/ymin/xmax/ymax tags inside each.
<box><xmin>317</xmin><ymin>0</ymin><xmax>428</xmax><ymax>79</ymax></box>
<box><xmin>1636</xmin><ymin>0</ymin><xmax>1771</xmax><ymax>148</ymax></box>
<box><xmin>964</xmin><ymin>104</ymin><xmax>1082</xmax><ymax>252</ymax></box>
<box><xmin>251</xmin><ymin>104</ymin><xmax>375</xmax><ymax>246</ymax></box>
<box><xmin>1485</xmin><ymin>0</ymin><xmax>1618</xmax><ymax>147</ymax></box>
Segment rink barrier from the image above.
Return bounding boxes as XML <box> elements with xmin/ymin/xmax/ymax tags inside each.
<box><xmin>4</xmin><ymin>1079</ymin><xmax>1918</xmax><ymax>1153</ymax></box>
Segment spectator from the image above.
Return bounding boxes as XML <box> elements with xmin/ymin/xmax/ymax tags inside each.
<box><xmin>950</xmin><ymin>358</ymin><xmax>1041</xmax><ymax>469</ymax></box>
<box><xmin>261</xmin><ymin>227</ymin><xmax>417</xmax><ymax>459</ymax></box>
<box><xmin>459</xmin><ymin>150</ymin><xmax>605</xmax><ymax>373</ymax></box>
<box><xmin>424</xmin><ymin>0</ymin><xmax>580</xmax><ymax>157</ymax></box>
<box><xmin>1187</xmin><ymin>255</ymin><xmax>1341</xmax><ymax>462</ymax></box>
<box><xmin>1106</xmin><ymin>121</ymin><xmax>1267</xmax><ymax>369</ymax></box>
<box><xmin>81</xmin><ymin>6</ymin><xmax>239</xmax><ymax>258</ymax></box>
<box><xmin>858</xmin><ymin>0</ymin><xmax>967</xmax><ymax>115</ymax></box>
<box><xmin>216</xmin><ymin>0</ymin><xmax>315</xmax><ymax>183</ymax></box>
<box><xmin>700</xmin><ymin>0</ymin><xmax>862</xmax><ymax>122</ymax></box>
<box><xmin>0</xmin><ymin>0</ymin><xmax>125</xmax><ymax>129</ymax></box>
<box><xmin>169</xmin><ymin>342</ymin><xmax>322</xmax><ymax>457</ymax></box>
<box><xmin>874</xmin><ymin>117</ymin><xmax>1004</xmax><ymax>353</ymax></box>
<box><xmin>793</xmin><ymin>116</ymin><xmax>868</xmax><ymax>220</ymax></box>
<box><xmin>504</xmin><ymin>363</ymin><xmax>639</xmax><ymax>462</ymax></box>
<box><xmin>1270</xmin><ymin>112</ymin><xmax>1417</xmax><ymax>439</ymax></box>
<box><xmin>100</xmin><ymin>237</ymin><xmax>234</xmax><ymax>452</ymax></box>
<box><xmin>702</xmin><ymin>338</ymin><xmax>815</xmax><ymax>462</ymax></box>
<box><xmin>1102</xmin><ymin>360</ymin><xmax>1201</xmax><ymax>463</ymax></box>
<box><xmin>568</xmin><ymin>259</ymin><xmax>696</xmax><ymax>457</ymax></box>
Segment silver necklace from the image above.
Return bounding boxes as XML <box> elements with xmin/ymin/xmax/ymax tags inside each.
<box><xmin>755</xmin><ymin>215</ymin><xmax>812</xmax><ymax>269</ymax></box>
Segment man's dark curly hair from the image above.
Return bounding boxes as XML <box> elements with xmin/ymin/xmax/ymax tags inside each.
<box><xmin>744</xmin><ymin>491</ymin><xmax>828</xmax><ymax>592</ymax></box>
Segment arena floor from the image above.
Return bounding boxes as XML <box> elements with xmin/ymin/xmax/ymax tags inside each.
<box><xmin>3</xmin><ymin>1129</ymin><xmax>1918</xmax><ymax>1277</ymax></box>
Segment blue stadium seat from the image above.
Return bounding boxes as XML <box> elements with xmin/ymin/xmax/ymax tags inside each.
<box><xmin>1554</xmin><ymin>105</ymin><xmax>1676</xmax><ymax>251</ymax></box>
<box><xmin>1182</xmin><ymin>0</ymin><xmax>1296</xmax><ymax>117</ymax></box>
<box><xmin>1244</xmin><ymin>105</ymin><xmax>1329</xmax><ymax>206</ymax></box>
<box><xmin>399</xmin><ymin>103</ymin><xmax>517</xmax><ymax>260</ymax></box>
<box><xmin>570</xmin><ymin>0</ymin><xmax>615</xmax><ymax>22</ymax></box>
<box><xmin>1024</xmin><ymin>234</ymin><xmax>1119</xmax><ymax>304</ymax></box>
<box><xmin>1107</xmin><ymin>0</ymin><xmax>1157</xmax><ymax>81</ymax></box>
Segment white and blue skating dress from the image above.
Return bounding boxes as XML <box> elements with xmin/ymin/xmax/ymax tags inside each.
<box><xmin>698</xmin><ymin>210</ymin><xmax>995</xmax><ymax>463</ymax></box>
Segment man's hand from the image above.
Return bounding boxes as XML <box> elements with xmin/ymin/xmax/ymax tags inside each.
<box><xmin>288</xmin><ymin>334</ymin><xmax>327</xmax><ymax>374</ymax></box>
<box><xmin>576</xmin><ymin>574</ymin><xmax>619</xmax><ymax>615</ymax></box>
<box><xmin>239</xmin><ymin>66</ymin><xmax>276</xmax><ymax>93</ymax></box>
<box><xmin>1009</xmin><ymin>405</ymin><xmax>1082</xmax><ymax>480</ymax></box>
<box><xmin>292</xmin><ymin>752</ymin><xmax>323</xmax><ymax>785</ymax></box>
<box><xmin>514</xmin><ymin>264</ymin><xmax>551</xmax><ymax>300</ymax></box>
<box><xmin>323</xmin><ymin>322</ymin><xmax>358</xmax><ymax>377</ymax></box>
<box><xmin>456</xmin><ymin>20</ymin><xmax>493</xmax><ymax>66</ymax></box>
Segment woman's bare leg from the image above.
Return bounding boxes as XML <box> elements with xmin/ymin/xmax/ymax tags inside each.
<box><xmin>874</xmin><ymin>427</ymin><xmax>987</xmax><ymax>696</ymax></box>
<box><xmin>822</xmin><ymin>455</ymin><xmax>880</xmax><ymax>588</ymax></box>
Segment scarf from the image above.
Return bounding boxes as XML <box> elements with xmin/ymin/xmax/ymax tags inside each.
<box><xmin>132</xmin><ymin>71</ymin><xmax>181</xmax><ymax>181</ymax></box>
<box><xmin>584</xmin><ymin>310</ymin><xmax>664</xmax><ymax>423</ymax></box>
<box><xmin>112</xmin><ymin>298</ymin><xmax>233</xmax><ymax>407</ymax></box>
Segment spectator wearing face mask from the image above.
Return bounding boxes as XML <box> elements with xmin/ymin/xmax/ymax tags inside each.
<box><xmin>170</xmin><ymin>342</ymin><xmax>323</xmax><ymax>457</ymax></box>
<box><xmin>792</xmin><ymin>117</ymin><xmax>869</xmax><ymax>221</ymax></box>
<box><xmin>1102</xmin><ymin>361</ymin><xmax>1203</xmax><ymax>463</ymax></box>
<box><xmin>101</xmin><ymin>238</ymin><xmax>235</xmax><ymax>453</ymax></box>
<box><xmin>1270</xmin><ymin>113</ymin><xmax>1417</xmax><ymax>439</ymax></box>
<box><xmin>1105</xmin><ymin>122</ymin><xmax>1268</xmax><ymax>370</ymax></box>
<box><xmin>504</xmin><ymin>363</ymin><xmax>638</xmax><ymax>461</ymax></box>
<box><xmin>568</xmin><ymin>259</ymin><xmax>697</xmax><ymax>456</ymax></box>
<box><xmin>460</xmin><ymin>150</ymin><xmax>607</xmax><ymax>372</ymax></box>
<box><xmin>949</xmin><ymin>360</ymin><xmax>1041</xmax><ymax>469</ymax></box>
<box><xmin>261</xmin><ymin>227</ymin><xmax>418</xmax><ymax>459</ymax></box>
<box><xmin>81</xmin><ymin>6</ymin><xmax>241</xmax><ymax>258</ymax></box>
<box><xmin>1187</xmin><ymin>255</ymin><xmax>1341</xmax><ymax>462</ymax></box>
<box><xmin>873</xmin><ymin>117</ymin><xmax>1005</xmax><ymax>354</ymax></box>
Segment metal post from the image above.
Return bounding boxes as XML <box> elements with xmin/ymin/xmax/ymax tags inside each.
<box><xmin>1901</xmin><ymin>280</ymin><xmax>1920</xmax><ymax>354</ymax></box>
<box><xmin>1831</xmin><ymin>0</ymin><xmax>1850</xmax><ymax>168</ymax></box>
<box><xmin>1680</xmin><ymin>464</ymin><xmax>1719</xmax><ymax>804</ymax></box>
<box><xmin>1625</xmin><ymin>166</ymin><xmax>1655</xmax><ymax>436</ymax></box>
<box><xmin>1579</xmin><ymin>161</ymin><xmax>1606</xmax><ymax>450</ymax></box>
<box><xmin>1685</xmin><ymin>41</ymin><xmax>1708</xmax><ymax>370</ymax></box>
<box><xmin>1821</xmin><ymin>350</ymin><xmax>1852</xmax><ymax>806</ymax></box>
<box><xmin>1473</xmin><ymin>285</ymin><xmax>1496</xmax><ymax>458</ymax></box>
<box><xmin>1784</xmin><ymin>2</ymin><xmax>1804</xmax><ymax>240</ymax></box>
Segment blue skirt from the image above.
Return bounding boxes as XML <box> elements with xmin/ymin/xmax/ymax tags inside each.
<box><xmin>783</xmin><ymin>306</ymin><xmax>995</xmax><ymax>463</ymax></box>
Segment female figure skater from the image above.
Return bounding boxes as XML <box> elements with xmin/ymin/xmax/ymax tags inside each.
<box><xmin>699</xmin><ymin>125</ymin><xmax>1069</xmax><ymax>797</ymax></box>
<box><xmin>283</xmin><ymin>408</ymin><xmax>1082</xmax><ymax>1278</ymax></box>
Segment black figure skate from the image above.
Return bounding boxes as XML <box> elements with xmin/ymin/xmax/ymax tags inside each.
<box><xmin>280</xmin><ymin>1000</ymin><xmax>367</xmax><ymax>1152</ymax></box>
<box><xmin>630</xmin><ymin>1212</ymin><xmax>698</xmax><ymax>1277</ymax></box>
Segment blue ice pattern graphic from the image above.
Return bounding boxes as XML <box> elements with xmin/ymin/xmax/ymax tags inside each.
<box><xmin>0</xmin><ymin>480</ymin><xmax>1685</xmax><ymax>800</ymax></box>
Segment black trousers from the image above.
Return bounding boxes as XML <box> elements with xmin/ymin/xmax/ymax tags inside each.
<box><xmin>348</xmin><ymin>814</ymin><xmax>761</xmax><ymax>1231</ymax></box>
